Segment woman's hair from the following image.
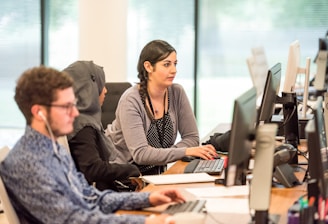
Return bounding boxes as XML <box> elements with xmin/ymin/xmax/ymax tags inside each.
<box><xmin>137</xmin><ymin>40</ymin><xmax>176</xmax><ymax>104</ymax></box>
<box><xmin>15</xmin><ymin>66</ymin><xmax>73</xmax><ymax>125</ymax></box>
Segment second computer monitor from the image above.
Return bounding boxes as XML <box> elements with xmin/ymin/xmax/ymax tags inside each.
<box><xmin>283</xmin><ymin>40</ymin><xmax>301</xmax><ymax>93</ymax></box>
<box><xmin>257</xmin><ymin>63</ymin><xmax>282</xmax><ymax>125</ymax></box>
<box><xmin>306</xmin><ymin>96</ymin><xmax>328</xmax><ymax>201</ymax></box>
<box><xmin>313</xmin><ymin>38</ymin><xmax>328</xmax><ymax>91</ymax></box>
<box><xmin>225</xmin><ymin>87</ymin><xmax>257</xmax><ymax>186</ymax></box>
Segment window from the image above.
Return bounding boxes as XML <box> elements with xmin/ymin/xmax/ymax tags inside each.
<box><xmin>0</xmin><ymin>0</ymin><xmax>78</xmax><ymax>147</ymax></box>
<box><xmin>127</xmin><ymin>0</ymin><xmax>195</xmax><ymax>106</ymax></box>
<box><xmin>47</xmin><ymin>0</ymin><xmax>78</xmax><ymax>70</ymax></box>
<box><xmin>197</xmin><ymin>0</ymin><xmax>328</xmax><ymax>136</ymax></box>
<box><xmin>1</xmin><ymin>0</ymin><xmax>328</xmax><ymax>147</ymax></box>
<box><xmin>0</xmin><ymin>0</ymin><xmax>40</xmax><ymax>147</ymax></box>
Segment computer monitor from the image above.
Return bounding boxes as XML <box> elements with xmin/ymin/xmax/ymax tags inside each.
<box><xmin>225</xmin><ymin>87</ymin><xmax>257</xmax><ymax>186</ymax></box>
<box><xmin>278</xmin><ymin>41</ymin><xmax>311</xmax><ymax>164</ymax></box>
<box><xmin>283</xmin><ymin>40</ymin><xmax>301</xmax><ymax>93</ymax></box>
<box><xmin>257</xmin><ymin>63</ymin><xmax>281</xmax><ymax>125</ymax></box>
<box><xmin>282</xmin><ymin>40</ymin><xmax>311</xmax><ymax>118</ymax></box>
<box><xmin>305</xmin><ymin>96</ymin><xmax>328</xmax><ymax>208</ymax></box>
<box><xmin>313</xmin><ymin>38</ymin><xmax>328</xmax><ymax>91</ymax></box>
<box><xmin>246</xmin><ymin>46</ymin><xmax>269</xmax><ymax>106</ymax></box>
<box><xmin>249</xmin><ymin>123</ymin><xmax>279</xmax><ymax>224</ymax></box>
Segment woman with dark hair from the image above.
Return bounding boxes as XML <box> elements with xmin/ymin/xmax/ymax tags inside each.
<box><xmin>108</xmin><ymin>40</ymin><xmax>218</xmax><ymax>175</ymax></box>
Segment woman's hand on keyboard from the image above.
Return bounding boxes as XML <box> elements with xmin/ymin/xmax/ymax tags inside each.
<box><xmin>149</xmin><ymin>189</ymin><xmax>185</xmax><ymax>206</ymax></box>
<box><xmin>185</xmin><ymin>144</ymin><xmax>219</xmax><ymax>160</ymax></box>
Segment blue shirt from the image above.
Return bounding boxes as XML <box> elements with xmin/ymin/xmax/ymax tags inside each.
<box><xmin>0</xmin><ymin>126</ymin><xmax>150</xmax><ymax>224</ymax></box>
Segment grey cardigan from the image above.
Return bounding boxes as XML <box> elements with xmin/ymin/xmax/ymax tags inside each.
<box><xmin>108</xmin><ymin>83</ymin><xmax>200</xmax><ymax>165</ymax></box>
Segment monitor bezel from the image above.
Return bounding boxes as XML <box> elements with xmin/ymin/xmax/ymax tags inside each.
<box><xmin>257</xmin><ymin>63</ymin><xmax>282</xmax><ymax>125</ymax></box>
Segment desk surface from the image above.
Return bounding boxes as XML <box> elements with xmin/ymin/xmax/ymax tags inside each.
<box><xmin>118</xmin><ymin>140</ymin><xmax>309</xmax><ymax>224</ymax></box>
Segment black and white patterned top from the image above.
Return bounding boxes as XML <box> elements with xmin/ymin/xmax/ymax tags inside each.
<box><xmin>147</xmin><ymin>113</ymin><xmax>174</xmax><ymax>148</ymax></box>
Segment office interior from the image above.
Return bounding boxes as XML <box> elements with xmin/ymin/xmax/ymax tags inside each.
<box><xmin>1</xmin><ymin>0</ymin><xmax>327</xmax><ymax>148</ymax></box>
<box><xmin>0</xmin><ymin>1</ymin><xmax>328</xmax><ymax>222</ymax></box>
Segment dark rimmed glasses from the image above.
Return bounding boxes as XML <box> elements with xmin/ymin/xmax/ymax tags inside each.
<box><xmin>42</xmin><ymin>100</ymin><xmax>78</xmax><ymax>115</ymax></box>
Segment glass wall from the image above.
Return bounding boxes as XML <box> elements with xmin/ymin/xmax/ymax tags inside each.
<box><xmin>127</xmin><ymin>0</ymin><xmax>328</xmax><ymax>138</ymax></box>
<box><xmin>126</xmin><ymin>0</ymin><xmax>195</xmax><ymax>104</ymax></box>
<box><xmin>0</xmin><ymin>0</ymin><xmax>40</xmax><ymax>146</ymax></box>
<box><xmin>1</xmin><ymin>0</ymin><xmax>328</xmax><ymax>147</ymax></box>
<box><xmin>0</xmin><ymin>0</ymin><xmax>78</xmax><ymax>147</ymax></box>
<box><xmin>197</xmin><ymin>0</ymin><xmax>328</xmax><ymax>136</ymax></box>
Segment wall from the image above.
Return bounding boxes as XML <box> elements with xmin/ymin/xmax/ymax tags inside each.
<box><xmin>79</xmin><ymin>0</ymin><xmax>128</xmax><ymax>82</ymax></box>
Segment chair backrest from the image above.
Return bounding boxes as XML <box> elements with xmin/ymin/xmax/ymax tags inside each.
<box><xmin>0</xmin><ymin>146</ymin><xmax>20</xmax><ymax>224</ymax></box>
<box><xmin>101</xmin><ymin>82</ymin><xmax>132</xmax><ymax>128</ymax></box>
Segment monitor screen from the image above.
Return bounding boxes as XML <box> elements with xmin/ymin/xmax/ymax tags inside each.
<box><xmin>283</xmin><ymin>40</ymin><xmax>300</xmax><ymax>93</ymax></box>
<box><xmin>225</xmin><ymin>87</ymin><xmax>257</xmax><ymax>186</ymax></box>
<box><xmin>257</xmin><ymin>63</ymin><xmax>282</xmax><ymax>125</ymax></box>
<box><xmin>306</xmin><ymin>96</ymin><xmax>328</xmax><ymax>200</ymax></box>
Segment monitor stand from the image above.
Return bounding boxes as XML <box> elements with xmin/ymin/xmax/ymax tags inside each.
<box><xmin>249</xmin><ymin>211</ymin><xmax>280</xmax><ymax>224</ymax></box>
<box><xmin>280</xmin><ymin>92</ymin><xmax>300</xmax><ymax>165</ymax></box>
<box><xmin>249</xmin><ymin>124</ymin><xmax>280</xmax><ymax>224</ymax></box>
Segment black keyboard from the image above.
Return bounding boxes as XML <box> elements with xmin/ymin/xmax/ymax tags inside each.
<box><xmin>163</xmin><ymin>200</ymin><xmax>206</xmax><ymax>215</ymax></box>
<box><xmin>184</xmin><ymin>158</ymin><xmax>224</xmax><ymax>175</ymax></box>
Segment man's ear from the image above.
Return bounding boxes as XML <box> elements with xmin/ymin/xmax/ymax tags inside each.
<box><xmin>31</xmin><ymin>104</ymin><xmax>45</xmax><ymax>121</ymax></box>
<box><xmin>143</xmin><ymin>61</ymin><xmax>153</xmax><ymax>73</ymax></box>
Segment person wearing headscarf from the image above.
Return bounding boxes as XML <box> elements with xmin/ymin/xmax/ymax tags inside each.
<box><xmin>64</xmin><ymin>60</ymin><xmax>140</xmax><ymax>191</ymax></box>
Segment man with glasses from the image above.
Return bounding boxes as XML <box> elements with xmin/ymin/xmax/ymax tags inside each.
<box><xmin>0</xmin><ymin>66</ymin><xmax>185</xmax><ymax>223</ymax></box>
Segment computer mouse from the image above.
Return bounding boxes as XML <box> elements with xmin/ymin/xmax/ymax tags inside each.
<box><xmin>181</xmin><ymin>156</ymin><xmax>198</xmax><ymax>162</ymax></box>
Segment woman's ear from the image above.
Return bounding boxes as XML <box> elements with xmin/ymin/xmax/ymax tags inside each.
<box><xmin>143</xmin><ymin>61</ymin><xmax>153</xmax><ymax>73</ymax></box>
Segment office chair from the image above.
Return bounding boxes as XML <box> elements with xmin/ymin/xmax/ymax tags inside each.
<box><xmin>101</xmin><ymin>82</ymin><xmax>132</xmax><ymax>128</ymax></box>
<box><xmin>0</xmin><ymin>146</ymin><xmax>20</xmax><ymax>224</ymax></box>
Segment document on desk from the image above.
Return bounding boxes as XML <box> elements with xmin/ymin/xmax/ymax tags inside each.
<box><xmin>206</xmin><ymin>198</ymin><xmax>250</xmax><ymax>214</ymax></box>
<box><xmin>184</xmin><ymin>186</ymin><xmax>250</xmax><ymax>214</ymax></box>
<box><xmin>141</xmin><ymin>173</ymin><xmax>216</xmax><ymax>185</ymax></box>
<box><xmin>185</xmin><ymin>185</ymin><xmax>249</xmax><ymax>198</ymax></box>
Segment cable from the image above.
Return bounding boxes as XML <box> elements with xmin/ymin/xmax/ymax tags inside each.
<box><xmin>40</xmin><ymin>112</ymin><xmax>97</xmax><ymax>201</ymax></box>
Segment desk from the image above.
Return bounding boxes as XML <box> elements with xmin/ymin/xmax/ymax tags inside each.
<box><xmin>117</xmin><ymin>141</ymin><xmax>308</xmax><ymax>224</ymax></box>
